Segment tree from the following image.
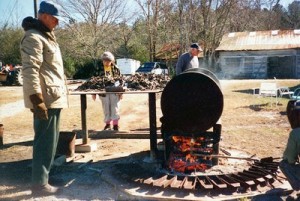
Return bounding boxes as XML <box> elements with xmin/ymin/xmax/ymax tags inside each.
<box><xmin>196</xmin><ymin>0</ymin><xmax>238</xmax><ymax>70</ymax></box>
<box><xmin>58</xmin><ymin>0</ymin><xmax>127</xmax><ymax>69</ymax></box>
<box><xmin>262</xmin><ymin>2</ymin><xmax>285</xmax><ymax>30</ymax></box>
<box><xmin>114</xmin><ymin>21</ymin><xmax>149</xmax><ymax>62</ymax></box>
<box><xmin>0</xmin><ymin>28</ymin><xmax>23</xmax><ymax>64</ymax></box>
<box><xmin>284</xmin><ymin>1</ymin><xmax>300</xmax><ymax>28</ymax></box>
<box><xmin>177</xmin><ymin>0</ymin><xmax>200</xmax><ymax>54</ymax></box>
<box><xmin>220</xmin><ymin>0</ymin><xmax>286</xmax><ymax>32</ymax></box>
<box><xmin>135</xmin><ymin>0</ymin><xmax>171</xmax><ymax>61</ymax></box>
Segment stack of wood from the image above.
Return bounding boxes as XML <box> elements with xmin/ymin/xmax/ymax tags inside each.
<box><xmin>75</xmin><ymin>73</ymin><xmax>170</xmax><ymax>91</ymax></box>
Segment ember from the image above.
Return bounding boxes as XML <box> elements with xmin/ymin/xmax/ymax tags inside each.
<box><xmin>167</xmin><ymin>136</ymin><xmax>214</xmax><ymax>173</ymax></box>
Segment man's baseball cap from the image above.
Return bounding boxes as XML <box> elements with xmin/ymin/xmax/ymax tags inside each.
<box><xmin>190</xmin><ymin>43</ymin><xmax>202</xmax><ymax>51</ymax></box>
<box><xmin>38</xmin><ymin>1</ymin><xmax>63</xmax><ymax>20</ymax></box>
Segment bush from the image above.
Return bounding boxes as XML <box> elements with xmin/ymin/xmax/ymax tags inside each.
<box><xmin>73</xmin><ymin>60</ymin><xmax>102</xmax><ymax>79</ymax></box>
<box><xmin>63</xmin><ymin>57</ymin><xmax>77</xmax><ymax>78</ymax></box>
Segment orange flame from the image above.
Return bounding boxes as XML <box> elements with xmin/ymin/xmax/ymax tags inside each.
<box><xmin>167</xmin><ymin>135</ymin><xmax>212</xmax><ymax>173</ymax></box>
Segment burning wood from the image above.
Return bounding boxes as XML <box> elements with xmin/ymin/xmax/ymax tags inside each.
<box><xmin>167</xmin><ymin>136</ymin><xmax>214</xmax><ymax>173</ymax></box>
<box><xmin>75</xmin><ymin>73</ymin><xmax>170</xmax><ymax>91</ymax></box>
<box><xmin>170</xmin><ymin>136</ymin><xmax>213</xmax><ymax>154</ymax></box>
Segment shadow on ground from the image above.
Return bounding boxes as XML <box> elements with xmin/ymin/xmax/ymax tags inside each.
<box><xmin>0</xmin><ymin>149</ymin><xmax>295</xmax><ymax>200</ymax></box>
<box><xmin>1</xmin><ymin>140</ymin><xmax>33</xmax><ymax>149</ymax></box>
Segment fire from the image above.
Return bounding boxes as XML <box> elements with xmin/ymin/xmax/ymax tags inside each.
<box><xmin>167</xmin><ymin>136</ymin><xmax>213</xmax><ymax>173</ymax></box>
<box><xmin>186</xmin><ymin>154</ymin><xmax>196</xmax><ymax>163</ymax></box>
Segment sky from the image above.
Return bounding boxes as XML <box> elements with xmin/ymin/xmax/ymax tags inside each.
<box><xmin>0</xmin><ymin>0</ymin><xmax>297</xmax><ymax>28</ymax></box>
<box><xmin>0</xmin><ymin>0</ymin><xmax>36</xmax><ymax>27</ymax></box>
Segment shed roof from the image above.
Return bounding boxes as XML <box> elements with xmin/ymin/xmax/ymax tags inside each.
<box><xmin>216</xmin><ymin>30</ymin><xmax>300</xmax><ymax>51</ymax></box>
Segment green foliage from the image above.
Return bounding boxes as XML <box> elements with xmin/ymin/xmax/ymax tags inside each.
<box><xmin>63</xmin><ymin>57</ymin><xmax>77</xmax><ymax>78</ymax></box>
<box><xmin>73</xmin><ymin>59</ymin><xmax>102</xmax><ymax>79</ymax></box>
<box><xmin>286</xmin><ymin>1</ymin><xmax>300</xmax><ymax>29</ymax></box>
<box><xmin>115</xmin><ymin>43</ymin><xmax>148</xmax><ymax>62</ymax></box>
<box><xmin>0</xmin><ymin>28</ymin><xmax>23</xmax><ymax>64</ymax></box>
<box><xmin>114</xmin><ymin>20</ymin><xmax>150</xmax><ymax>63</ymax></box>
<box><xmin>128</xmin><ymin>44</ymin><xmax>148</xmax><ymax>63</ymax></box>
<box><xmin>168</xmin><ymin>65</ymin><xmax>176</xmax><ymax>78</ymax></box>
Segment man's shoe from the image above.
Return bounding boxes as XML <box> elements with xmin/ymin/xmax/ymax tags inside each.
<box><xmin>31</xmin><ymin>184</ymin><xmax>62</xmax><ymax>196</ymax></box>
<box><xmin>113</xmin><ymin>125</ymin><xmax>119</xmax><ymax>131</ymax></box>
<box><xmin>103</xmin><ymin>124</ymin><xmax>111</xmax><ymax>130</ymax></box>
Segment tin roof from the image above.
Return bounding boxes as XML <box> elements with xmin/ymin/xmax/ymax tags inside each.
<box><xmin>216</xmin><ymin>30</ymin><xmax>300</xmax><ymax>51</ymax></box>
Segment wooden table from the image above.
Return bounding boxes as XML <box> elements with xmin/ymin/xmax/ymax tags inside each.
<box><xmin>69</xmin><ymin>90</ymin><xmax>162</xmax><ymax>159</ymax></box>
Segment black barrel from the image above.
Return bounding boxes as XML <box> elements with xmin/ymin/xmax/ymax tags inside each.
<box><xmin>160</xmin><ymin>68</ymin><xmax>223</xmax><ymax>134</ymax></box>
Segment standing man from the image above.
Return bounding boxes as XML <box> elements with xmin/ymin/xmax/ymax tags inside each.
<box><xmin>20</xmin><ymin>1</ymin><xmax>67</xmax><ymax>196</ymax></box>
<box><xmin>175</xmin><ymin>43</ymin><xmax>202</xmax><ymax>75</ymax></box>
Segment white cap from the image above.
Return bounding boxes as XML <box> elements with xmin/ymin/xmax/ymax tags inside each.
<box><xmin>101</xmin><ymin>51</ymin><xmax>115</xmax><ymax>61</ymax></box>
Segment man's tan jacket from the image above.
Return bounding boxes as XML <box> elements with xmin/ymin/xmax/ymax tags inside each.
<box><xmin>20</xmin><ymin>29</ymin><xmax>68</xmax><ymax>109</ymax></box>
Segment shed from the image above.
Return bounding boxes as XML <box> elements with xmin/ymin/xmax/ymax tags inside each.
<box><xmin>216</xmin><ymin>30</ymin><xmax>300</xmax><ymax>79</ymax></box>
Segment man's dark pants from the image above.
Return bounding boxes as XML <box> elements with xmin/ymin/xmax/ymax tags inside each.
<box><xmin>32</xmin><ymin>109</ymin><xmax>61</xmax><ymax>185</ymax></box>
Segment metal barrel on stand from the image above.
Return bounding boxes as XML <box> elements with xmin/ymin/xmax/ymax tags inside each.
<box><xmin>160</xmin><ymin>68</ymin><xmax>224</xmax><ymax>166</ymax></box>
<box><xmin>160</xmin><ymin>68</ymin><xmax>223</xmax><ymax>134</ymax></box>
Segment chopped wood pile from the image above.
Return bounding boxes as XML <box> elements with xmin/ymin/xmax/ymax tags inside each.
<box><xmin>75</xmin><ymin>73</ymin><xmax>171</xmax><ymax>91</ymax></box>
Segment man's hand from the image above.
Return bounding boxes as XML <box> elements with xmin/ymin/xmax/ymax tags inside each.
<box><xmin>29</xmin><ymin>93</ymin><xmax>48</xmax><ymax>120</ymax></box>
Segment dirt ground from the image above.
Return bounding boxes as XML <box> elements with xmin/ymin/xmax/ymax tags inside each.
<box><xmin>0</xmin><ymin>79</ymin><xmax>299</xmax><ymax>201</ymax></box>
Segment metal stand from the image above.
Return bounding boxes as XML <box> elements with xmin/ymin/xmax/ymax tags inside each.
<box><xmin>149</xmin><ymin>92</ymin><xmax>158</xmax><ymax>160</ymax></box>
<box><xmin>72</xmin><ymin>90</ymin><xmax>161</xmax><ymax>156</ymax></box>
<box><xmin>80</xmin><ymin>94</ymin><xmax>89</xmax><ymax>144</ymax></box>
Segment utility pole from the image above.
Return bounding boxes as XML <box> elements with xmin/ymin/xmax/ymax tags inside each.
<box><xmin>34</xmin><ymin>0</ymin><xmax>38</xmax><ymax>18</ymax></box>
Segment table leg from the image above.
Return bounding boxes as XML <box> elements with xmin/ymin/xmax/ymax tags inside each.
<box><xmin>149</xmin><ymin>92</ymin><xmax>157</xmax><ymax>159</ymax></box>
<box><xmin>80</xmin><ymin>94</ymin><xmax>88</xmax><ymax>144</ymax></box>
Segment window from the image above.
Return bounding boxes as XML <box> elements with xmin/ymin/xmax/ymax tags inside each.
<box><xmin>244</xmin><ymin>57</ymin><xmax>254</xmax><ymax>73</ymax></box>
<box><xmin>224</xmin><ymin>57</ymin><xmax>242</xmax><ymax>69</ymax></box>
